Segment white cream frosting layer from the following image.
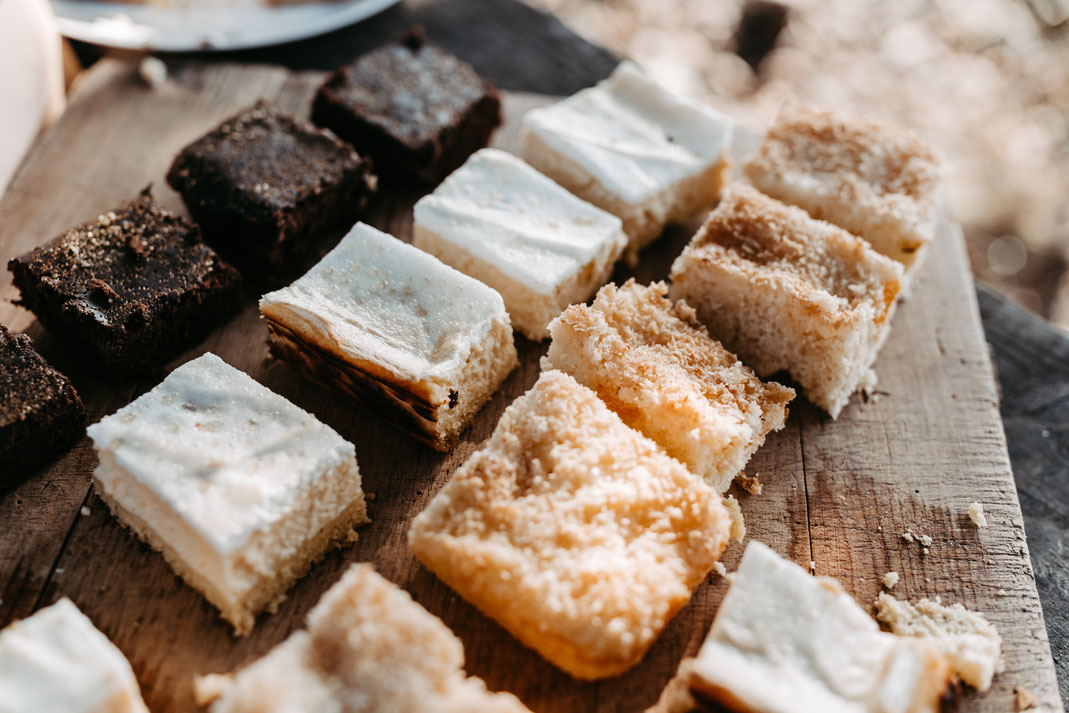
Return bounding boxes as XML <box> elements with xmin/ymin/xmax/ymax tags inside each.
<box><xmin>521</xmin><ymin>61</ymin><xmax>733</xmax><ymax>205</ymax></box>
<box><xmin>692</xmin><ymin>541</ymin><xmax>946</xmax><ymax>713</ymax></box>
<box><xmin>0</xmin><ymin>599</ymin><xmax>149</xmax><ymax>713</ymax></box>
<box><xmin>87</xmin><ymin>353</ymin><xmax>356</xmax><ymax>558</ymax></box>
<box><xmin>260</xmin><ymin>222</ymin><xmax>508</xmax><ymax>388</ymax></box>
<box><xmin>413</xmin><ymin>149</ymin><xmax>626</xmax><ymax>295</ymax></box>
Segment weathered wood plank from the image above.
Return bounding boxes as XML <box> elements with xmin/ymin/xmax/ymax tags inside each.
<box><xmin>0</xmin><ymin>59</ymin><xmax>1059</xmax><ymax>713</ymax></box>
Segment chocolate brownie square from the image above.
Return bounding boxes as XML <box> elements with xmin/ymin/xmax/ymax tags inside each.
<box><xmin>8</xmin><ymin>189</ymin><xmax>244</xmax><ymax>373</ymax></box>
<box><xmin>167</xmin><ymin>101</ymin><xmax>376</xmax><ymax>285</ymax></box>
<box><xmin>312</xmin><ymin>29</ymin><xmax>502</xmax><ymax>185</ymax></box>
<box><xmin>0</xmin><ymin>325</ymin><xmax>86</xmax><ymax>488</ymax></box>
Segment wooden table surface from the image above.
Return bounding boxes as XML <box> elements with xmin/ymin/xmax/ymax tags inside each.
<box><xmin>10</xmin><ymin>0</ymin><xmax>1061</xmax><ymax>709</ymax></box>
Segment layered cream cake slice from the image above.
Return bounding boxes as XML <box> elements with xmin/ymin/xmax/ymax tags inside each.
<box><xmin>0</xmin><ymin>598</ymin><xmax>149</xmax><ymax>713</ymax></box>
<box><xmin>413</xmin><ymin>148</ymin><xmax>627</xmax><ymax>340</ymax></box>
<box><xmin>683</xmin><ymin>541</ymin><xmax>951</xmax><ymax>713</ymax></box>
<box><xmin>670</xmin><ymin>185</ymin><xmax>903</xmax><ymax>418</ymax></box>
<box><xmin>544</xmin><ymin>280</ymin><xmax>794</xmax><ymax>492</ymax></box>
<box><xmin>409</xmin><ymin>369</ymin><xmax>732</xmax><ymax>680</ymax></box>
<box><xmin>260</xmin><ymin>222</ymin><xmax>517</xmax><ymax>451</ymax></box>
<box><xmin>521</xmin><ymin>61</ymin><xmax>732</xmax><ymax>265</ymax></box>
<box><xmin>743</xmin><ymin>102</ymin><xmax>942</xmax><ymax>270</ymax></box>
<box><xmin>86</xmin><ymin>353</ymin><xmax>368</xmax><ymax>636</ymax></box>
<box><xmin>196</xmin><ymin>564</ymin><xmax>530</xmax><ymax>713</ymax></box>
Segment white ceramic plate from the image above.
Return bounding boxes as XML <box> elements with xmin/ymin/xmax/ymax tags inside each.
<box><xmin>52</xmin><ymin>0</ymin><xmax>401</xmax><ymax>52</ymax></box>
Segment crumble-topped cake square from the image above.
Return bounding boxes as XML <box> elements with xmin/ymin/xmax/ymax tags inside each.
<box><xmin>86</xmin><ymin>353</ymin><xmax>368</xmax><ymax>636</ymax></box>
<box><xmin>0</xmin><ymin>598</ymin><xmax>149</xmax><ymax>713</ymax></box>
<box><xmin>413</xmin><ymin>148</ymin><xmax>627</xmax><ymax>340</ymax></box>
<box><xmin>521</xmin><ymin>61</ymin><xmax>732</xmax><ymax>265</ymax></box>
<box><xmin>260</xmin><ymin>222</ymin><xmax>517</xmax><ymax>451</ymax></box>
<box><xmin>682</xmin><ymin>542</ymin><xmax>951</xmax><ymax>713</ymax></box>
<box><xmin>408</xmin><ymin>369</ymin><xmax>732</xmax><ymax>679</ymax></box>
<box><xmin>543</xmin><ymin>280</ymin><xmax>794</xmax><ymax>492</ymax></box>
<box><xmin>670</xmin><ymin>185</ymin><xmax>903</xmax><ymax>418</ymax></box>
<box><xmin>0</xmin><ymin>324</ymin><xmax>86</xmax><ymax>487</ymax></box>
<box><xmin>7</xmin><ymin>189</ymin><xmax>243</xmax><ymax>373</ymax></box>
<box><xmin>167</xmin><ymin>101</ymin><xmax>376</xmax><ymax>285</ymax></box>
<box><xmin>312</xmin><ymin>29</ymin><xmax>501</xmax><ymax>185</ymax></box>
<box><xmin>196</xmin><ymin>564</ymin><xmax>530</xmax><ymax>713</ymax></box>
<box><xmin>743</xmin><ymin>102</ymin><xmax>942</xmax><ymax>269</ymax></box>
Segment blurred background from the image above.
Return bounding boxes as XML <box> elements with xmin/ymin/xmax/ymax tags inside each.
<box><xmin>530</xmin><ymin>0</ymin><xmax>1069</xmax><ymax>329</ymax></box>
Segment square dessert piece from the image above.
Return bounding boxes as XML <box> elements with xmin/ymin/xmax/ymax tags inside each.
<box><xmin>521</xmin><ymin>61</ymin><xmax>733</xmax><ymax>265</ymax></box>
<box><xmin>86</xmin><ymin>353</ymin><xmax>368</xmax><ymax>636</ymax></box>
<box><xmin>196</xmin><ymin>564</ymin><xmax>530</xmax><ymax>713</ymax></box>
<box><xmin>167</xmin><ymin>101</ymin><xmax>376</xmax><ymax>285</ymax></box>
<box><xmin>743</xmin><ymin>102</ymin><xmax>942</xmax><ymax>269</ymax></box>
<box><xmin>682</xmin><ymin>542</ymin><xmax>951</xmax><ymax>713</ymax></box>
<box><xmin>413</xmin><ymin>148</ymin><xmax>627</xmax><ymax>340</ymax></box>
<box><xmin>260</xmin><ymin>222</ymin><xmax>517</xmax><ymax>451</ymax></box>
<box><xmin>409</xmin><ymin>369</ymin><xmax>732</xmax><ymax>679</ymax></box>
<box><xmin>543</xmin><ymin>280</ymin><xmax>794</xmax><ymax>492</ymax></box>
<box><xmin>8</xmin><ymin>189</ymin><xmax>243</xmax><ymax>373</ymax></box>
<box><xmin>670</xmin><ymin>185</ymin><xmax>903</xmax><ymax>418</ymax></box>
<box><xmin>0</xmin><ymin>598</ymin><xmax>149</xmax><ymax>713</ymax></box>
<box><xmin>0</xmin><ymin>325</ymin><xmax>85</xmax><ymax>488</ymax></box>
<box><xmin>312</xmin><ymin>29</ymin><xmax>501</xmax><ymax>185</ymax></box>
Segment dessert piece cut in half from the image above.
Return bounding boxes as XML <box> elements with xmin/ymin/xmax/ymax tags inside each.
<box><xmin>408</xmin><ymin>369</ymin><xmax>732</xmax><ymax>679</ymax></box>
<box><xmin>743</xmin><ymin>102</ymin><xmax>942</xmax><ymax>270</ymax></box>
<box><xmin>312</xmin><ymin>28</ymin><xmax>501</xmax><ymax>185</ymax></box>
<box><xmin>0</xmin><ymin>598</ymin><xmax>149</xmax><ymax>713</ymax></box>
<box><xmin>521</xmin><ymin>61</ymin><xmax>732</xmax><ymax>265</ymax></box>
<box><xmin>681</xmin><ymin>541</ymin><xmax>952</xmax><ymax>713</ymax></box>
<box><xmin>260</xmin><ymin>222</ymin><xmax>517</xmax><ymax>452</ymax></box>
<box><xmin>195</xmin><ymin>564</ymin><xmax>530</xmax><ymax>713</ymax></box>
<box><xmin>86</xmin><ymin>353</ymin><xmax>368</xmax><ymax>636</ymax></box>
<box><xmin>876</xmin><ymin>593</ymin><xmax>1003</xmax><ymax>692</ymax></box>
<box><xmin>0</xmin><ymin>324</ymin><xmax>86</xmax><ymax>488</ymax></box>
<box><xmin>670</xmin><ymin>184</ymin><xmax>903</xmax><ymax>418</ymax></box>
<box><xmin>7</xmin><ymin>188</ymin><xmax>243</xmax><ymax>373</ymax></box>
<box><xmin>413</xmin><ymin>148</ymin><xmax>627</xmax><ymax>340</ymax></box>
<box><xmin>544</xmin><ymin>280</ymin><xmax>794</xmax><ymax>492</ymax></box>
<box><xmin>167</xmin><ymin>101</ymin><xmax>376</xmax><ymax>286</ymax></box>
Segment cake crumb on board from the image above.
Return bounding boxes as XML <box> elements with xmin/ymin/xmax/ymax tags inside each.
<box><xmin>734</xmin><ymin>473</ymin><xmax>762</xmax><ymax>495</ymax></box>
<box><xmin>882</xmin><ymin>571</ymin><xmax>899</xmax><ymax>589</ymax></box>
<box><xmin>1014</xmin><ymin>685</ymin><xmax>1037</xmax><ymax>710</ymax></box>
<box><xmin>968</xmin><ymin>501</ymin><xmax>989</xmax><ymax>527</ymax></box>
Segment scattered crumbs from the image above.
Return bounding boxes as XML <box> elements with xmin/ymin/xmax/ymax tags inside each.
<box><xmin>968</xmin><ymin>502</ymin><xmax>989</xmax><ymax>528</ymax></box>
<box><xmin>902</xmin><ymin>531</ymin><xmax>915</xmax><ymax>543</ymax></box>
<box><xmin>138</xmin><ymin>56</ymin><xmax>167</xmax><ymax>89</ymax></box>
<box><xmin>997</xmin><ymin>588</ymin><xmax>1009</xmax><ymax>596</ymax></box>
<box><xmin>877</xmin><ymin>525</ymin><xmax>883</xmax><ymax>533</ymax></box>
<box><xmin>809</xmin><ymin>560</ymin><xmax>816</xmax><ymax>573</ymax></box>
<box><xmin>55</xmin><ymin>568</ymin><xmax>64</xmax><ymax>574</ymax></box>
<box><xmin>1015</xmin><ymin>685</ymin><xmax>1037</xmax><ymax>710</ymax></box>
<box><xmin>365</xmin><ymin>491</ymin><xmax>376</xmax><ymax>501</ymax></box>
<box><xmin>919</xmin><ymin>534</ymin><xmax>933</xmax><ymax>547</ymax></box>
<box><xmin>922</xmin><ymin>547</ymin><xmax>930</xmax><ymax>556</ymax></box>
<box><xmin>724</xmin><ymin>495</ymin><xmax>746</xmax><ymax>542</ymax></box>
<box><xmin>712</xmin><ymin>561</ymin><xmax>728</xmax><ymax>578</ymax></box>
<box><xmin>735</xmin><ymin>473</ymin><xmax>762</xmax><ymax>495</ymax></box>
<box><xmin>882</xmin><ymin>571</ymin><xmax>899</xmax><ymax>589</ymax></box>
<box><xmin>80</xmin><ymin>506</ymin><xmax>91</xmax><ymax>517</ymax></box>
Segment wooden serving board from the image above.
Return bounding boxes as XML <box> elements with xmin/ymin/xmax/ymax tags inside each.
<box><xmin>0</xmin><ymin>59</ymin><xmax>1061</xmax><ymax>712</ymax></box>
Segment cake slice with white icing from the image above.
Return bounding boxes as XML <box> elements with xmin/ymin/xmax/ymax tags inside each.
<box><xmin>521</xmin><ymin>61</ymin><xmax>732</xmax><ymax>265</ymax></box>
<box><xmin>413</xmin><ymin>148</ymin><xmax>626</xmax><ymax>340</ymax></box>
<box><xmin>682</xmin><ymin>541</ymin><xmax>951</xmax><ymax>713</ymax></box>
<box><xmin>195</xmin><ymin>564</ymin><xmax>530</xmax><ymax>713</ymax></box>
<box><xmin>87</xmin><ymin>353</ymin><xmax>368</xmax><ymax>636</ymax></box>
<box><xmin>0</xmin><ymin>598</ymin><xmax>149</xmax><ymax>713</ymax></box>
<box><xmin>260</xmin><ymin>222</ymin><xmax>517</xmax><ymax>451</ymax></box>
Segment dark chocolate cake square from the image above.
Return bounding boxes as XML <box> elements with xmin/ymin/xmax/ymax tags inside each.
<box><xmin>0</xmin><ymin>325</ymin><xmax>86</xmax><ymax>487</ymax></box>
<box><xmin>312</xmin><ymin>29</ymin><xmax>502</xmax><ymax>185</ymax></box>
<box><xmin>8</xmin><ymin>189</ymin><xmax>244</xmax><ymax>373</ymax></box>
<box><xmin>167</xmin><ymin>101</ymin><xmax>377</xmax><ymax>285</ymax></box>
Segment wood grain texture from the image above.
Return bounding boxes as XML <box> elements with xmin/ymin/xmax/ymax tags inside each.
<box><xmin>0</xmin><ymin>59</ymin><xmax>1060</xmax><ymax>712</ymax></box>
